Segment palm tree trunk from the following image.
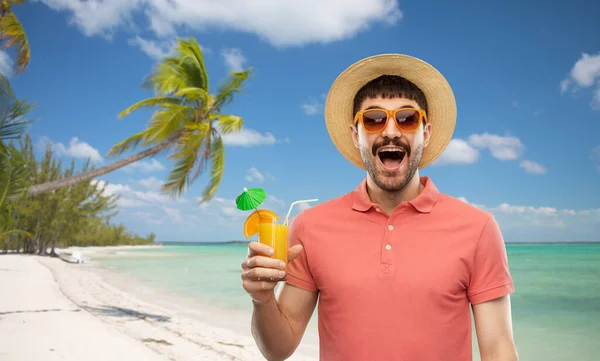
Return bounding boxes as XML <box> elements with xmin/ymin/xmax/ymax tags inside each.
<box><xmin>7</xmin><ymin>135</ymin><xmax>180</xmax><ymax>201</ymax></box>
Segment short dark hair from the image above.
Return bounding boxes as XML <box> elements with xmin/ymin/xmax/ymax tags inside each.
<box><xmin>353</xmin><ymin>75</ymin><xmax>428</xmax><ymax>116</ymax></box>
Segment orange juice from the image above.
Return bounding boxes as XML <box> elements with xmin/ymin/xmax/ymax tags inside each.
<box><xmin>258</xmin><ymin>221</ymin><xmax>289</xmax><ymax>266</ymax></box>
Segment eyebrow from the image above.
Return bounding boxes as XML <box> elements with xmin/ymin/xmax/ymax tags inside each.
<box><xmin>364</xmin><ymin>105</ymin><xmax>415</xmax><ymax>110</ymax></box>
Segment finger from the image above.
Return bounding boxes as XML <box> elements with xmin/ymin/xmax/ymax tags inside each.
<box><xmin>242</xmin><ymin>267</ymin><xmax>287</xmax><ymax>281</ymax></box>
<box><xmin>248</xmin><ymin>241</ymin><xmax>274</xmax><ymax>257</ymax></box>
<box><xmin>242</xmin><ymin>255</ymin><xmax>286</xmax><ymax>271</ymax></box>
<box><xmin>242</xmin><ymin>280</ymin><xmax>279</xmax><ymax>293</ymax></box>
<box><xmin>287</xmin><ymin>244</ymin><xmax>304</xmax><ymax>262</ymax></box>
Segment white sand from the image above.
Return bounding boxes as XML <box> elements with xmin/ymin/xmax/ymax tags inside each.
<box><xmin>0</xmin><ymin>253</ymin><xmax>318</xmax><ymax>361</ymax></box>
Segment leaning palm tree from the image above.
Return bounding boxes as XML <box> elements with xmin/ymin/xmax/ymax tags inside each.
<box><xmin>10</xmin><ymin>37</ymin><xmax>251</xmax><ymax>203</ymax></box>
<box><xmin>0</xmin><ymin>0</ymin><xmax>30</xmax><ymax>74</ymax></box>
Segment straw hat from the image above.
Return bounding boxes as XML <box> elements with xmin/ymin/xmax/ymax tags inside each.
<box><xmin>324</xmin><ymin>54</ymin><xmax>457</xmax><ymax>169</ymax></box>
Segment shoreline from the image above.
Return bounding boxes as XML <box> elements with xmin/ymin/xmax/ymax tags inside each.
<box><xmin>0</xmin><ymin>250</ymin><xmax>319</xmax><ymax>360</ymax></box>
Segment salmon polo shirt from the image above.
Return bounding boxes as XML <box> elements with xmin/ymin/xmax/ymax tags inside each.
<box><xmin>285</xmin><ymin>176</ymin><xmax>515</xmax><ymax>361</ymax></box>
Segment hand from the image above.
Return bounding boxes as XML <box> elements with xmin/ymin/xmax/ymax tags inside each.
<box><xmin>241</xmin><ymin>242</ymin><xmax>304</xmax><ymax>304</ymax></box>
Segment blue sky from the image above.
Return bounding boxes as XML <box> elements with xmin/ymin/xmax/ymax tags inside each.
<box><xmin>6</xmin><ymin>0</ymin><xmax>600</xmax><ymax>243</ymax></box>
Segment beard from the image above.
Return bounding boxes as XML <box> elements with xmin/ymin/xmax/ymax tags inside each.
<box><xmin>359</xmin><ymin>137</ymin><xmax>423</xmax><ymax>193</ymax></box>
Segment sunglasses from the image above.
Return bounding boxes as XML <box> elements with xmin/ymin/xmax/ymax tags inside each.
<box><xmin>354</xmin><ymin>107</ymin><xmax>427</xmax><ymax>133</ymax></box>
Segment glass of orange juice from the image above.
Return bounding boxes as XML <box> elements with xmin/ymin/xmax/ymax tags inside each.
<box><xmin>258</xmin><ymin>218</ymin><xmax>289</xmax><ymax>267</ymax></box>
<box><xmin>242</xmin><ymin>198</ymin><xmax>319</xmax><ymax>280</ymax></box>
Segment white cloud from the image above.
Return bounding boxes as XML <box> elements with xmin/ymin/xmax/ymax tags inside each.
<box><xmin>163</xmin><ymin>207</ymin><xmax>184</xmax><ymax>224</ymax></box>
<box><xmin>560</xmin><ymin>52</ymin><xmax>600</xmax><ymax>109</ymax></box>
<box><xmin>127</xmin><ymin>36</ymin><xmax>177</xmax><ymax>59</ymax></box>
<box><xmin>468</xmin><ymin>133</ymin><xmax>524</xmax><ymax>161</ymax></box>
<box><xmin>121</xmin><ymin>159</ymin><xmax>165</xmax><ymax>173</ymax></box>
<box><xmin>245</xmin><ymin>167</ymin><xmax>265</xmax><ymax>182</ymax></box>
<box><xmin>222</xmin><ymin>128</ymin><xmax>277</xmax><ymax>146</ymax></box>
<box><xmin>138</xmin><ymin>176</ymin><xmax>164</xmax><ymax>190</ymax></box>
<box><xmin>221</xmin><ymin>48</ymin><xmax>246</xmax><ymax>72</ymax></box>
<box><xmin>41</xmin><ymin>136</ymin><xmax>104</xmax><ymax>164</ymax></box>
<box><xmin>433</xmin><ymin>139</ymin><xmax>479</xmax><ymax>166</ymax></box>
<box><xmin>453</xmin><ymin>197</ymin><xmax>486</xmax><ymax>209</ymax></box>
<box><xmin>301</xmin><ymin>97</ymin><xmax>323</xmax><ymax>116</ymax></box>
<box><xmin>92</xmin><ymin>180</ymin><xmax>131</xmax><ymax>197</ymax></box>
<box><xmin>451</xmin><ymin>197</ymin><xmax>600</xmax><ymax>235</ymax></box>
<box><xmin>38</xmin><ymin>0</ymin><xmax>144</xmax><ymax>39</ymax></box>
<box><xmin>38</xmin><ymin>0</ymin><xmax>402</xmax><ymax>48</ymax></box>
<box><xmin>267</xmin><ymin>195</ymin><xmax>285</xmax><ymax>208</ymax></box>
<box><xmin>519</xmin><ymin>160</ymin><xmax>547</xmax><ymax>175</ymax></box>
<box><xmin>493</xmin><ymin>203</ymin><xmax>558</xmax><ymax>216</ymax></box>
<box><xmin>0</xmin><ymin>50</ymin><xmax>13</xmax><ymax>76</ymax></box>
<box><xmin>91</xmin><ymin>178</ymin><xmax>184</xmax><ymax>210</ymax></box>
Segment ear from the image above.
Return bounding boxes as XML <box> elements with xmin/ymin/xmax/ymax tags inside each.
<box><xmin>349</xmin><ymin>124</ymin><xmax>359</xmax><ymax>148</ymax></box>
<box><xmin>423</xmin><ymin>121</ymin><xmax>432</xmax><ymax>148</ymax></box>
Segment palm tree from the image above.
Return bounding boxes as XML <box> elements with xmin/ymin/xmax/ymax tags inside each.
<box><xmin>10</xmin><ymin>37</ymin><xmax>251</xmax><ymax>203</ymax></box>
<box><xmin>0</xmin><ymin>73</ymin><xmax>34</xmax><ymax>242</ymax></box>
<box><xmin>0</xmin><ymin>0</ymin><xmax>30</xmax><ymax>74</ymax></box>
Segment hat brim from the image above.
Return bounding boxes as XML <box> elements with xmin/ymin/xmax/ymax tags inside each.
<box><xmin>324</xmin><ymin>54</ymin><xmax>457</xmax><ymax>169</ymax></box>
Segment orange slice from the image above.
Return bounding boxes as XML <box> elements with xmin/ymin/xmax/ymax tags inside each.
<box><xmin>243</xmin><ymin>209</ymin><xmax>279</xmax><ymax>238</ymax></box>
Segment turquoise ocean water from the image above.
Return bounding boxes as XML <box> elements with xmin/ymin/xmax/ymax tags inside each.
<box><xmin>94</xmin><ymin>243</ymin><xmax>600</xmax><ymax>360</ymax></box>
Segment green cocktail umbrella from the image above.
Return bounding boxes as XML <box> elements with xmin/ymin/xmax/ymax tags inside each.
<box><xmin>235</xmin><ymin>187</ymin><xmax>267</xmax><ymax>211</ymax></box>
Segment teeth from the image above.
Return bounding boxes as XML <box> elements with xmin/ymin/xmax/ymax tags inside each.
<box><xmin>379</xmin><ymin>148</ymin><xmax>404</xmax><ymax>153</ymax></box>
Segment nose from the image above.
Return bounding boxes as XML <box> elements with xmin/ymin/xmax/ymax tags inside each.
<box><xmin>380</xmin><ymin>113</ymin><xmax>402</xmax><ymax>139</ymax></box>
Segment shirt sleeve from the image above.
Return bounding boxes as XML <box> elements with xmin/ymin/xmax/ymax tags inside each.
<box><xmin>284</xmin><ymin>212</ymin><xmax>319</xmax><ymax>292</ymax></box>
<box><xmin>467</xmin><ymin>215</ymin><xmax>515</xmax><ymax>305</ymax></box>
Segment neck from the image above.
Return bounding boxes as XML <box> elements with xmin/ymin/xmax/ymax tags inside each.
<box><xmin>366</xmin><ymin>172</ymin><xmax>423</xmax><ymax>214</ymax></box>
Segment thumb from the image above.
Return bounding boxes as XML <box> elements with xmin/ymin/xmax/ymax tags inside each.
<box><xmin>287</xmin><ymin>244</ymin><xmax>304</xmax><ymax>262</ymax></box>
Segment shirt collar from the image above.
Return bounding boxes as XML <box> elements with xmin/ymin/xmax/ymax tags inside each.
<box><xmin>352</xmin><ymin>176</ymin><xmax>440</xmax><ymax>213</ymax></box>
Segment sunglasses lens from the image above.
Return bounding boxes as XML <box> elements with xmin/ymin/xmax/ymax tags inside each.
<box><xmin>362</xmin><ymin>110</ymin><xmax>388</xmax><ymax>131</ymax></box>
<box><xmin>395</xmin><ymin>109</ymin><xmax>421</xmax><ymax>131</ymax></box>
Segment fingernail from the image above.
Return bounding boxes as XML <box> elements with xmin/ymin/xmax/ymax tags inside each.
<box><xmin>268</xmin><ymin>248</ymin><xmax>274</xmax><ymax>255</ymax></box>
<box><xmin>279</xmin><ymin>261</ymin><xmax>285</xmax><ymax>268</ymax></box>
<box><xmin>279</xmin><ymin>271</ymin><xmax>286</xmax><ymax>278</ymax></box>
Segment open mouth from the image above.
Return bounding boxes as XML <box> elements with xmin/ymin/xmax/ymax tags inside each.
<box><xmin>377</xmin><ymin>147</ymin><xmax>406</xmax><ymax>171</ymax></box>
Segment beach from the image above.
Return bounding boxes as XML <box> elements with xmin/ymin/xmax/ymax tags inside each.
<box><xmin>2</xmin><ymin>242</ymin><xmax>599</xmax><ymax>361</ymax></box>
<box><xmin>0</xmin><ymin>248</ymin><xmax>318</xmax><ymax>361</ymax></box>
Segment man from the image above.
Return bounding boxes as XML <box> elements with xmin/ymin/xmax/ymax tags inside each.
<box><xmin>241</xmin><ymin>54</ymin><xmax>518</xmax><ymax>361</ymax></box>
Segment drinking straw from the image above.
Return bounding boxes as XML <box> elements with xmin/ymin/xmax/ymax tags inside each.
<box><xmin>284</xmin><ymin>199</ymin><xmax>319</xmax><ymax>226</ymax></box>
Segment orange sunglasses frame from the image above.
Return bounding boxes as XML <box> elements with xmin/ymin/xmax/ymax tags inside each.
<box><xmin>354</xmin><ymin>107</ymin><xmax>427</xmax><ymax>134</ymax></box>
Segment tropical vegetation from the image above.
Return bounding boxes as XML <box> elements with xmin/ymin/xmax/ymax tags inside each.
<box><xmin>13</xmin><ymin>37</ymin><xmax>251</xmax><ymax>204</ymax></box>
<box><xmin>0</xmin><ymin>0</ymin><xmax>30</xmax><ymax>75</ymax></box>
<box><xmin>1</xmin><ymin>133</ymin><xmax>158</xmax><ymax>254</ymax></box>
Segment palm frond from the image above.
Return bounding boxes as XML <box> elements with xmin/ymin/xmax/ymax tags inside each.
<box><xmin>213</xmin><ymin>68</ymin><xmax>252</xmax><ymax>111</ymax></box>
<box><xmin>106</xmin><ymin>129</ymin><xmax>152</xmax><ymax>157</ymax></box>
<box><xmin>214</xmin><ymin>114</ymin><xmax>243</xmax><ymax>134</ymax></box>
<box><xmin>142</xmin><ymin>57</ymin><xmax>190</xmax><ymax>95</ymax></box>
<box><xmin>117</xmin><ymin>96</ymin><xmax>181</xmax><ymax>119</ymax></box>
<box><xmin>141</xmin><ymin>38</ymin><xmax>209</xmax><ymax>96</ymax></box>
<box><xmin>0</xmin><ymin>74</ymin><xmax>35</xmax><ymax>140</ymax></box>
<box><xmin>199</xmin><ymin>134</ymin><xmax>224</xmax><ymax>203</ymax></box>
<box><xmin>162</xmin><ymin>122</ymin><xmax>211</xmax><ymax>195</ymax></box>
<box><xmin>174</xmin><ymin>87</ymin><xmax>209</xmax><ymax>104</ymax></box>
<box><xmin>189</xmin><ymin>132</ymin><xmax>211</xmax><ymax>183</ymax></box>
<box><xmin>176</xmin><ymin>38</ymin><xmax>208</xmax><ymax>90</ymax></box>
<box><xmin>0</xmin><ymin>12</ymin><xmax>30</xmax><ymax>74</ymax></box>
<box><xmin>0</xmin><ymin>142</ymin><xmax>29</xmax><ymax>206</ymax></box>
<box><xmin>144</xmin><ymin>104</ymin><xmax>194</xmax><ymax>143</ymax></box>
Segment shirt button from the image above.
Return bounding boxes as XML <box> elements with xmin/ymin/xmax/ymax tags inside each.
<box><xmin>388</xmin><ymin>225</ymin><xmax>394</xmax><ymax>231</ymax></box>
<box><xmin>385</xmin><ymin>244</ymin><xmax>392</xmax><ymax>251</ymax></box>
<box><xmin>375</xmin><ymin>208</ymin><xmax>381</xmax><ymax>212</ymax></box>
